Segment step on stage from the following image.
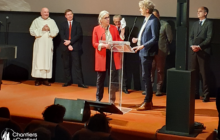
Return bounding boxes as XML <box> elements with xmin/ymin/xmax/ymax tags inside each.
<box><xmin>0</xmin><ymin>80</ymin><xmax>217</xmax><ymax>140</ymax></box>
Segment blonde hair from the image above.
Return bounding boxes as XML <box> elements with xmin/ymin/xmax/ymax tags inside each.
<box><xmin>139</xmin><ymin>0</ymin><xmax>155</xmax><ymax>14</ymax></box>
<box><xmin>98</xmin><ymin>10</ymin><xmax>109</xmax><ymax>24</ymax></box>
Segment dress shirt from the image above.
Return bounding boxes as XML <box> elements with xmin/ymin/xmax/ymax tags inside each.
<box><xmin>137</xmin><ymin>14</ymin><xmax>152</xmax><ymax>46</ymax></box>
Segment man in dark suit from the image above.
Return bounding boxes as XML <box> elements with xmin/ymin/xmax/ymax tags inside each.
<box><xmin>60</xmin><ymin>9</ymin><xmax>87</xmax><ymax>88</ymax></box>
<box><xmin>132</xmin><ymin>0</ymin><xmax>160</xmax><ymax>111</ymax></box>
<box><xmin>142</xmin><ymin>9</ymin><xmax>173</xmax><ymax>96</ymax></box>
<box><xmin>113</xmin><ymin>14</ymin><xmax>130</xmax><ymax>94</ymax></box>
<box><xmin>190</xmin><ymin>7</ymin><xmax>213</xmax><ymax>102</ymax></box>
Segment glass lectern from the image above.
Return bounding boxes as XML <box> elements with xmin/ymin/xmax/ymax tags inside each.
<box><xmin>99</xmin><ymin>40</ymin><xmax>134</xmax><ymax>112</ymax></box>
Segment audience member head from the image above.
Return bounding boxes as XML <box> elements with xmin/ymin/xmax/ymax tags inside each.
<box><xmin>0</xmin><ymin>107</ymin><xmax>10</xmax><ymax>119</ymax></box>
<box><xmin>41</xmin><ymin>7</ymin><xmax>49</xmax><ymax>20</ymax></box>
<box><xmin>32</xmin><ymin>127</ymin><xmax>51</xmax><ymax>140</ymax></box>
<box><xmin>113</xmin><ymin>15</ymin><xmax>122</xmax><ymax>27</ymax></box>
<box><xmin>87</xmin><ymin>113</ymin><xmax>110</xmax><ymax>133</ymax></box>
<box><xmin>42</xmin><ymin>104</ymin><xmax>66</xmax><ymax>123</ymax></box>
<box><xmin>98</xmin><ymin>10</ymin><xmax>110</xmax><ymax>28</ymax></box>
<box><xmin>139</xmin><ymin>0</ymin><xmax>155</xmax><ymax>16</ymax></box>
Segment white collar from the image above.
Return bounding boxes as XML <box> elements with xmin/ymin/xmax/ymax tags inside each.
<box><xmin>199</xmin><ymin>18</ymin><xmax>206</xmax><ymax>25</ymax></box>
<box><xmin>145</xmin><ymin>14</ymin><xmax>152</xmax><ymax>21</ymax></box>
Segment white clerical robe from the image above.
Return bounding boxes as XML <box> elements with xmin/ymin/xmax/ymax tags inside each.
<box><xmin>29</xmin><ymin>16</ymin><xmax>59</xmax><ymax>78</ymax></box>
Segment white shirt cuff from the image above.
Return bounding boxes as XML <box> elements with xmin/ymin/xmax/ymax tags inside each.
<box><xmin>98</xmin><ymin>43</ymin><xmax>103</xmax><ymax>51</ymax></box>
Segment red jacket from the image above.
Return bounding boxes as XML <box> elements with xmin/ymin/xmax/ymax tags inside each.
<box><xmin>92</xmin><ymin>25</ymin><xmax>122</xmax><ymax>71</ymax></box>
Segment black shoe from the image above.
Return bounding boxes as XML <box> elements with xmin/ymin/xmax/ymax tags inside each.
<box><xmin>123</xmin><ymin>88</ymin><xmax>129</xmax><ymax>94</ymax></box>
<box><xmin>35</xmin><ymin>80</ymin><xmax>41</xmax><ymax>86</ymax></box>
<box><xmin>43</xmin><ymin>80</ymin><xmax>51</xmax><ymax>86</ymax></box>
<box><xmin>62</xmin><ymin>82</ymin><xmax>71</xmax><ymax>87</ymax></box>
<box><xmin>142</xmin><ymin>91</ymin><xmax>146</xmax><ymax>95</ymax></box>
<box><xmin>78</xmin><ymin>84</ymin><xmax>88</xmax><ymax>88</ymax></box>
<box><xmin>155</xmin><ymin>91</ymin><xmax>163</xmax><ymax>96</ymax></box>
<box><xmin>203</xmin><ymin>97</ymin><xmax>210</xmax><ymax>102</ymax></box>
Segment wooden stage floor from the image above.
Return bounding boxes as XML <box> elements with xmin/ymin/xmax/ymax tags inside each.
<box><xmin>0</xmin><ymin>80</ymin><xmax>218</xmax><ymax>140</ymax></box>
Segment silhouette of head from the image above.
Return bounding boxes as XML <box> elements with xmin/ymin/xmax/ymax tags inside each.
<box><xmin>87</xmin><ymin>113</ymin><xmax>110</xmax><ymax>133</ymax></box>
<box><xmin>42</xmin><ymin>104</ymin><xmax>66</xmax><ymax>123</ymax></box>
<box><xmin>32</xmin><ymin>127</ymin><xmax>51</xmax><ymax>140</ymax></box>
<box><xmin>0</xmin><ymin>107</ymin><xmax>10</xmax><ymax>119</ymax></box>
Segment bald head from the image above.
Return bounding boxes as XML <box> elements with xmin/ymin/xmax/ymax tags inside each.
<box><xmin>41</xmin><ymin>7</ymin><xmax>49</xmax><ymax>20</ymax></box>
<box><xmin>197</xmin><ymin>6</ymin><xmax>208</xmax><ymax>20</ymax></box>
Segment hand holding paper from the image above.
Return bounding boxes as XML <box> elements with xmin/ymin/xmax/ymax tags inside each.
<box><xmin>120</xmin><ymin>18</ymin><xmax>126</xmax><ymax>29</ymax></box>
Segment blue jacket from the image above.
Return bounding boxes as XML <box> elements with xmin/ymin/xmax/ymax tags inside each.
<box><xmin>139</xmin><ymin>14</ymin><xmax>160</xmax><ymax>57</ymax></box>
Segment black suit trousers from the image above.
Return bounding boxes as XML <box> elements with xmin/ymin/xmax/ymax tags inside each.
<box><xmin>96</xmin><ymin>50</ymin><xmax>118</xmax><ymax>102</ymax></box>
<box><xmin>62</xmin><ymin>49</ymin><xmax>84</xmax><ymax>84</ymax></box>
<box><xmin>191</xmin><ymin>51</ymin><xmax>210</xmax><ymax>98</ymax></box>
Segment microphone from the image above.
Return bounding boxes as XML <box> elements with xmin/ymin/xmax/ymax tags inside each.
<box><xmin>6</xmin><ymin>16</ymin><xmax>10</xmax><ymax>24</ymax></box>
<box><xmin>101</xmin><ymin>33</ymin><xmax>105</xmax><ymax>40</ymax></box>
<box><xmin>5</xmin><ymin>16</ymin><xmax>10</xmax><ymax>45</ymax></box>
<box><xmin>128</xmin><ymin>17</ymin><xmax>137</xmax><ymax>41</ymax></box>
<box><xmin>101</xmin><ymin>25</ymin><xmax>109</xmax><ymax>40</ymax></box>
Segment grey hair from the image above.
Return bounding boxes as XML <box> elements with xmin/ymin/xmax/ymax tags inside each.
<box><xmin>139</xmin><ymin>0</ymin><xmax>155</xmax><ymax>14</ymax></box>
<box><xmin>113</xmin><ymin>14</ymin><xmax>122</xmax><ymax>20</ymax></box>
<box><xmin>98</xmin><ymin>10</ymin><xmax>109</xmax><ymax>24</ymax></box>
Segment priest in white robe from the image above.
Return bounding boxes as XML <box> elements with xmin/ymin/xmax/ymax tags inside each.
<box><xmin>29</xmin><ymin>7</ymin><xmax>59</xmax><ymax>86</ymax></box>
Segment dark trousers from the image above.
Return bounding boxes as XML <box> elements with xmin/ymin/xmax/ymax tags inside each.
<box><xmin>62</xmin><ymin>50</ymin><xmax>84</xmax><ymax>84</ymax></box>
<box><xmin>151</xmin><ymin>50</ymin><xmax>166</xmax><ymax>91</ymax></box>
<box><xmin>140</xmin><ymin>56</ymin><xmax>154</xmax><ymax>103</ymax></box>
<box><xmin>191</xmin><ymin>52</ymin><xmax>210</xmax><ymax>99</ymax></box>
<box><xmin>96</xmin><ymin>50</ymin><xmax>118</xmax><ymax>102</ymax></box>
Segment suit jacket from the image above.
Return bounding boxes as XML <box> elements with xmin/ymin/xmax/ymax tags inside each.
<box><xmin>60</xmin><ymin>20</ymin><xmax>83</xmax><ymax>51</ymax></box>
<box><xmin>189</xmin><ymin>19</ymin><xmax>213</xmax><ymax>55</ymax></box>
<box><xmin>92</xmin><ymin>25</ymin><xmax>122</xmax><ymax>71</ymax></box>
<box><xmin>158</xmin><ymin>20</ymin><xmax>173</xmax><ymax>55</ymax></box>
<box><xmin>116</xmin><ymin>26</ymin><xmax>129</xmax><ymax>41</ymax></box>
<box><xmin>139</xmin><ymin>14</ymin><xmax>160</xmax><ymax>57</ymax></box>
<box><xmin>123</xmin><ymin>26</ymin><xmax>129</xmax><ymax>41</ymax></box>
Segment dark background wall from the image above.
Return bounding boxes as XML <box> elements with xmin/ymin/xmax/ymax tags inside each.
<box><xmin>0</xmin><ymin>11</ymin><xmax>219</xmax><ymax>96</ymax></box>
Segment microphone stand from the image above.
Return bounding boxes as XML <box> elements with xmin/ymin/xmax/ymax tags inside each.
<box><xmin>128</xmin><ymin>17</ymin><xmax>137</xmax><ymax>42</ymax></box>
<box><xmin>0</xmin><ymin>21</ymin><xmax>2</xmax><ymax>32</ymax></box>
<box><xmin>5</xmin><ymin>16</ymin><xmax>9</xmax><ymax>45</ymax></box>
<box><xmin>0</xmin><ymin>21</ymin><xmax>3</xmax><ymax>44</ymax></box>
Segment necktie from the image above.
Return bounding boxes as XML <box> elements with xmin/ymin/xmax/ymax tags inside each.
<box><xmin>69</xmin><ymin>21</ymin><xmax>72</xmax><ymax>40</ymax></box>
<box><xmin>198</xmin><ymin>21</ymin><xmax>202</xmax><ymax>33</ymax></box>
<box><xmin>118</xmin><ymin>27</ymin><xmax>121</xmax><ymax>34</ymax></box>
<box><xmin>199</xmin><ymin>21</ymin><xmax>202</xmax><ymax>26</ymax></box>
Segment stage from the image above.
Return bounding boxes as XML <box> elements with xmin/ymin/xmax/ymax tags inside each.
<box><xmin>0</xmin><ymin>80</ymin><xmax>218</xmax><ymax>140</ymax></box>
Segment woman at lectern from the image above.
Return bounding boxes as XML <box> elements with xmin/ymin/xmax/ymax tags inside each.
<box><xmin>92</xmin><ymin>10</ymin><xmax>125</xmax><ymax>103</ymax></box>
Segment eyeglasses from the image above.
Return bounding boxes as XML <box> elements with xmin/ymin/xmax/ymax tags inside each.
<box><xmin>103</xmin><ymin>17</ymin><xmax>110</xmax><ymax>20</ymax></box>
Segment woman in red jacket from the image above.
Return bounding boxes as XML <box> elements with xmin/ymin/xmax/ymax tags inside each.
<box><xmin>92</xmin><ymin>10</ymin><xmax>125</xmax><ymax>103</ymax></box>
